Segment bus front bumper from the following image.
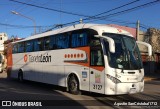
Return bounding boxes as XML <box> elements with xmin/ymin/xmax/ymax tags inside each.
<box><xmin>105</xmin><ymin>81</ymin><xmax>144</xmax><ymax>95</ymax></box>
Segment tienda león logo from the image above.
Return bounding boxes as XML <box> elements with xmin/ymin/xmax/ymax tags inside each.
<box><xmin>24</xmin><ymin>54</ymin><xmax>28</xmax><ymax>62</ymax></box>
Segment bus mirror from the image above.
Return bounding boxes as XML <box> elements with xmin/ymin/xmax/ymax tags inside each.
<box><xmin>94</xmin><ymin>35</ymin><xmax>115</xmax><ymax>53</ymax></box>
<box><xmin>136</xmin><ymin>41</ymin><xmax>152</xmax><ymax>56</ymax></box>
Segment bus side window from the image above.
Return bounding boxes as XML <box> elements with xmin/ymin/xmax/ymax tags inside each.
<box><xmin>91</xmin><ymin>50</ymin><xmax>104</xmax><ymax>66</ymax></box>
<box><xmin>71</xmin><ymin>32</ymin><xmax>88</xmax><ymax>47</ymax></box>
<box><xmin>44</xmin><ymin>37</ymin><xmax>50</xmax><ymax>50</ymax></box>
<box><xmin>34</xmin><ymin>38</ymin><xmax>44</xmax><ymax>51</ymax></box>
<box><xmin>18</xmin><ymin>42</ymin><xmax>25</xmax><ymax>53</ymax></box>
<box><xmin>50</xmin><ymin>36</ymin><xmax>58</xmax><ymax>50</ymax></box>
<box><xmin>57</xmin><ymin>34</ymin><xmax>70</xmax><ymax>49</ymax></box>
<box><xmin>26</xmin><ymin>40</ymin><xmax>34</xmax><ymax>52</ymax></box>
<box><xmin>13</xmin><ymin>44</ymin><xmax>18</xmax><ymax>53</ymax></box>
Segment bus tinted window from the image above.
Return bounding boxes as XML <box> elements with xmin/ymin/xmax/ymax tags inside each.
<box><xmin>72</xmin><ymin>33</ymin><xmax>88</xmax><ymax>47</ymax></box>
<box><xmin>44</xmin><ymin>37</ymin><xmax>50</xmax><ymax>50</ymax></box>
<box><xmin>50</xmin><ymin>36</ymin><xmax>58</xmax><ymax>49</ymax></box>
<box><xmin>18</xmin><ymin>42</ymin><xmax>25</xmax><ymax>53</ymax></box>
<box><xmin>26</xmin><ymin>40</ymin><xmax>34</xmax><ymax>52</ymax></box>
<box><xmin>57</xmin><ymin>34</ymin><xmax>70</xmax><ymax>49</ymax></box>
<box><xmin>13</xmin><ymin>44</ymin><xmax>18</xmax><ymax>53</ymax></box>
<box><xmin>91</xmin><ymin>49</ymin><xmax>104</xmax><ymax>66</ymax></box>
<box><xmin>34</xmin><ymin>38</ymin><xmax>43</xmax><ymax>51</ymax></box>
<box><xmin>50</xmin><ymin>34</ymin><xmax>70</xmax><ymax>50</ymax></box>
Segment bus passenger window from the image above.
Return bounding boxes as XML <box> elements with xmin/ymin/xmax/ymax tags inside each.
<box><xmin>72</xmin><ymin>33</ymin><xmax>88</xmax><ymax>47</ymax></box>
<box><xmin>57</xmin><ymin>35</ymin><xmax>69</xmax><ymax>49</ymax></box>
<box><xmin>91</xmin><ymin>50</ymin><xmax>104</xmax><ymax>66</ymax></box>
<box><xmin>34</xmin><ymin>38</ymin><xmax>43</xmax><ymax>51</ymax></box>
<box><xmin>50</xmin><ymin>36</ymin><xmax>58</xmax><ymax>50</ymax></box>
<box><xmin>13</xmin><ymin>44</ymin><xmax>18</xmax><ymax>53</ymax></box>
<box><xmin>44</xmin><ymin>37</ymin><xmax>50</xmax><ymax>50</ymax></box>
<box><xmin>18</xmin><ymin>42</ymin><xmax>25</xmax><ymax>53</ymax></box>
<box><xmin>26</xmin><ymin>41</ymin><xmax>34</xmax><ymax>52</ymax></box>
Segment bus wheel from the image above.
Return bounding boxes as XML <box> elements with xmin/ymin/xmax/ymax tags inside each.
<box><xmin>68</xmin><ymin>76</ymin><xmax>80</xmax><ymax>95</ymax></box>
<box><xmin>18</xmin><ymin>70</ymin><xmax>23</xmax><ymax>82</ymax></box>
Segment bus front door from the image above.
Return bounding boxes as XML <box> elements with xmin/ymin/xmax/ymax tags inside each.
<box><xmin>89</xmin><ymin>49</ymin><xmax>105</xmax><ymax>94</ymax></box>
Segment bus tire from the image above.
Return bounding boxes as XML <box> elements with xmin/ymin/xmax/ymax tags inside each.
<box><xmin>68</xmin><ymin>76</ymin><xmax>81</xmax><ymax>95</ymax></box>
<box><xmin>18</xmin><ymin>70</ymin><xmax>23</xmax><ymax>82</ymax></box>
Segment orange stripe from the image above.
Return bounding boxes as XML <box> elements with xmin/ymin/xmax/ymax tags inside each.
<box><xmin>66</xmin><ymin>46</ymin><xmax>105</xmax><ymax>72</ymax></box>
<box><xmin>7</xmin><ymin>43</ymin><xmax>13</xmax><ymax>69</ymax></box>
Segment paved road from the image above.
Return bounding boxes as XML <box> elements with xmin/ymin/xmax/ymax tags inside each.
<box><xmin>0</xmin><ymin>72</ymin><xmax>159</xmax><ymax>109</ymax></box>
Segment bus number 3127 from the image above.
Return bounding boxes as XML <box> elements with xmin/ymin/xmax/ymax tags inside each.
<box><xmin>93</xmin><ymin>84</ymin><xmax>102</xmax><ymax>90</ymax></box>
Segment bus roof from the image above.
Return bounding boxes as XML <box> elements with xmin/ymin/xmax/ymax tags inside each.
<box><xmin>13</xmin><ymin>23</ymin><xmax>133</xmax><ymax>43</ymax></box>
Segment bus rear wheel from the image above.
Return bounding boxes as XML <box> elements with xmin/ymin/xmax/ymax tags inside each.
<box><xmin>68</xmin><ymin>76</ymin><xmax>80</xmax><ymax>95</ymax></box>
<box><xmin>18</xmin><ymin>70</ymin><xmax>23</xmax><ymax>82</ymax></box>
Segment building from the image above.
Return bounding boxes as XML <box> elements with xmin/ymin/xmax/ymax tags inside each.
<box><xmin>0</xmin><ymin>33</ymin><xmax>8</xmax><ymax>73</ymax></box>
<box><xmin>0</xmin><ymin>33</ymin><xmax>8</xmax><ymax>51</ymax></box>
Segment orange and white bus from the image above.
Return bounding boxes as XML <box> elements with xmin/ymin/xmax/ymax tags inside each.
<box><xmin>7</xmin><ymin>24</ymin><xmax>152</xmax><ymax>95</ymax></box>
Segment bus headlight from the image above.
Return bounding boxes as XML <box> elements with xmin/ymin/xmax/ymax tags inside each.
<box><xmin>106</xmin><ymin>74</ymin><xmax>121</xmax><ymax>84</ymax></box>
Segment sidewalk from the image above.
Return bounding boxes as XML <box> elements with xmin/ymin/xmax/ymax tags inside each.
<box><xmin>0</xmin><ymin>71</ymin><xmax>7</xmax><ymax>78</ymax></box>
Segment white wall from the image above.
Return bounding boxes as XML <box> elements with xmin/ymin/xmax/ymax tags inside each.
<box><xmin>0</xmin><ymin>33</ymin><xmax>8</xmax><ymax>51</ymax></box>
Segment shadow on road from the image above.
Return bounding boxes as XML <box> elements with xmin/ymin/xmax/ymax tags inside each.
<box><xmin>0</xmin><ymin>76</ymin><xmax>87</xmax><ymax>108</ymax></box>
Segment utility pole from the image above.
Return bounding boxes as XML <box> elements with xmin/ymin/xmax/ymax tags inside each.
<box><xmin>136</xmin><ymin>20</ymin><xmax>140</xmax><ymax>40</ymax></box>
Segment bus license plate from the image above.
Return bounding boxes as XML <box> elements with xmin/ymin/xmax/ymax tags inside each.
<box><xmin>130</xmin><ymin>88</ymin><xmax>136</xmax><ymax>94</ymax></box>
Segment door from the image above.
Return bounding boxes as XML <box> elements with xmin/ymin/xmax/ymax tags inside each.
<box><xmin>90</xmin><ymin>47</ymin><xmax>105</xmax><ymax>94</ymax></box>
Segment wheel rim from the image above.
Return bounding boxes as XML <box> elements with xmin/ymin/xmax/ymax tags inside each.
<box><xmin>70</xmin><ymin>81</ymin><xmax>77</xmax><ymax>90</ymax></box>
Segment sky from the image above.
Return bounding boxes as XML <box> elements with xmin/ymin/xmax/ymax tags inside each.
<box><xmin>0</xmin><ymin>0</ymin><xmax>160</xmax><ymax>39</ymax></box>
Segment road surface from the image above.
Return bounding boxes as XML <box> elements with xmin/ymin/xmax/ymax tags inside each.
<box><xmin>0</xmin><ymin>72</ymin><xmax>159</xmax><ymax>109</ymax></box>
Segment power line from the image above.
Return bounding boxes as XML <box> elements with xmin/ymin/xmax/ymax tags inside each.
<box><xmin>87</xmin><ymin>0</ymin><xmax>160</xmax><ymax>21</ymax></box>
<box><xmin>86</xmin><ymin>0</ymin><xmax>140</xmax><ymax>20</ymax></box>
<box><xmin>47</xmin><ymin>0</ymin><xmax>141</xmax><ymax>30</ymax></box>
<box><xmin>9</xmin><ymin>0</ymin><xmax>90</xmax><ymax>17</ymax></box>
<box><xmin>7</xmin><ymin>0</ymin><xmax>142</xmax><ymax>30</ymax></box>
<box><xmin>57</xmin><ymin>0</ymin><xmax>160</xmax><ymax>31</ymax></box>
<box><xmin>5</xmin><ymin>0</ymin><xmax>160</xmax><ymax>31</ymax></box>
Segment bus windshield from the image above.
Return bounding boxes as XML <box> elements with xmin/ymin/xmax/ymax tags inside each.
<box><xmin>103</xmin><ymin>33</ymin><xmax>143</xmax><ymax>70</ymax></box>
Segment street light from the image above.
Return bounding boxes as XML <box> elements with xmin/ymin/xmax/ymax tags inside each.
<box><xmin>11</xmin><ymin>11</ymin><xmax>36</xmax><ymax>34</ymax></box>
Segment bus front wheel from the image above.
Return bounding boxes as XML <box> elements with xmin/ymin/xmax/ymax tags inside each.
<box><xmin>68</xmin><ymin>76</ymin><xmax>80</xmax><ymax>95</ymax></box>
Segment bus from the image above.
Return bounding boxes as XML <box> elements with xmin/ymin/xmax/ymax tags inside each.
<box><xmin>7</xmin><ymin>24</ymin><xmax>152</xmax><ymax>95</ymax></box>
